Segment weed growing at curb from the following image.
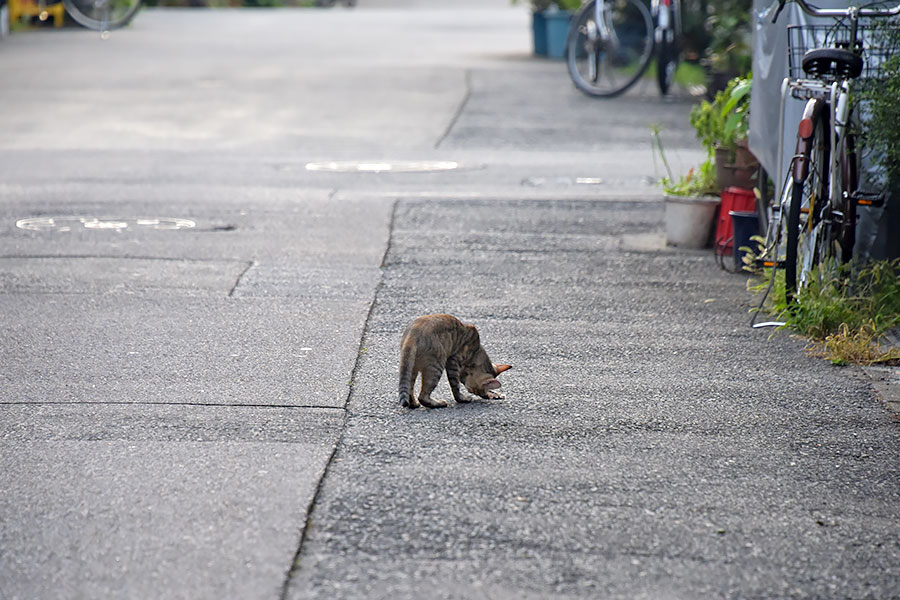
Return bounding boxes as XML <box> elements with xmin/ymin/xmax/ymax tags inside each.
<box><xmin>810</xmin><ymin>322</ymin><xmax>900</xmax><ymax>366</ymax></box>
<box><xmin>748</xmin><ymin>259</ymin><xmax>900</xmax><ymax>365</ymax></box>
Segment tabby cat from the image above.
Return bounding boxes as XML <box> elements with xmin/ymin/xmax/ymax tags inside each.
<box><xmin>398</xmin><ymin>314</ymin><xmax>511</xmax><ymax>409</ymax></box>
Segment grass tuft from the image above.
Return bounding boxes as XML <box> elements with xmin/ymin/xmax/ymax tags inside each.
<box><xmin>749</xmin><ymin>259</ymin><xmax>900</xmax><ymax>365</ymax></box>
<box><xmin>808</xmin><ymin>322</ymin><xmax>900</xmax><ymax>366</ymax></box>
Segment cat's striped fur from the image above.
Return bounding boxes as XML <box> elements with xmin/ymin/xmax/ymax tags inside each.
<box><xmin>398</xmin><ymin>314</ymin><xmax>511</xmax><ymax>409</ymax></box>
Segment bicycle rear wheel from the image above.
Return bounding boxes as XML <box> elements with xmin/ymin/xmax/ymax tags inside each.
<box><xmin>785</xmin><ymin>106</ymin><xmax>829</xmax><ymax>303</ymax></box>
<box><xmin>566</xmin><ymin>0</ymin><xmax>654</xmax><ymax>98</ymax></box>
<box><xmin>64</xmin><ymin>0</ymin><xmax>141</xmax><ymax>30</ymax></box>
<box><xmin>836</xmin><ymin>128</ymin><xmax>859</xmax><ymax>263</ymax></box>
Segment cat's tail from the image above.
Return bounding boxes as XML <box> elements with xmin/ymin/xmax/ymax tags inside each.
<box><xmin>398</xmin><ymin>340</ymin><xmax>417</xmax><ymax>408</ymax></box>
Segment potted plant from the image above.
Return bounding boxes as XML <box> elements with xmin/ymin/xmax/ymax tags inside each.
<box><xmin>688</xmin><ymin>74</ymin><xmax>757</xmax><ymax>191</ymax></box>
<box><xmin>661</xmin><ymin>160</ymin><xmax>721</xmax><ymax>248</ymax></box>
<box><xmin>514</xmin><ymin>0</ymin><xmax>581</xmax><ymax>59</ymax></box>
<box><xmin>652</xmin><ymin>127</ymin><xmax>721</xmax><ymax>248</ymax></box>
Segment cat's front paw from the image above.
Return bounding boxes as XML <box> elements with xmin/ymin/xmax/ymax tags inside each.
<box><xmin>420</xmin><ymin>396</ymin><xmax>449</xmax><ymax>408</ymax></box>
<box><xmin>484</xmin><ymin>390</ymin><xmax>505</xmax><ymax>400</ymax></box>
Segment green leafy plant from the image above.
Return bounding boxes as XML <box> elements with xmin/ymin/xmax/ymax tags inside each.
<box><xmin>748</xmin><ymin>258</ymin><xmax>900</xmax><ymax>365</ymax></box>
<box><xmin>652</xmin><ymin>124</ymin><xmax>717</xmax><ymax>197</ymax></box>
<box><xmin>860</xmin><ymin>54</ymin><xmax>900</xmax><ymax>191</ymax></box>
<box><xmin>661</xmin><ymin>159</ymin><xmax>718</xmax><ymax>197</ymax></box>
<box><xmin>689</xmin><ymin>74</ymin><xmax>752</xmax><ymax>159</ymax></box>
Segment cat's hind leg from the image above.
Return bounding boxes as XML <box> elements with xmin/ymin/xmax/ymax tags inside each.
<box><xmin>418</xmin><ymin>363</ymin><xmax>448</xmax><ymax>408</ymax></box>
<box><xmin>401</xmin><ymin>370</ymin><xmax>420</xmax><ymax>409</ymax></box>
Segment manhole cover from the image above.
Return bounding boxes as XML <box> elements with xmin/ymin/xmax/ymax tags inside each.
<box><xmin>305</xmin><ymin>160</ymin><xmax>460</xmax><ymax>173</ymax></box>
<box><xmin>522</xmin><ymin>176</ymin><xmax>605</xmax><ymax>187</ymax></box>
<box><xmin>16</xmin><ymin>217</ymin><xmax>196</xmax><ymax>232</ymax></box>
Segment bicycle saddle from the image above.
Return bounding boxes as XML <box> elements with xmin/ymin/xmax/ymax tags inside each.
<box><xmin>802</xmin><ymin>48</ymin><xmax>864</xmax><ymax>79</ymax></box>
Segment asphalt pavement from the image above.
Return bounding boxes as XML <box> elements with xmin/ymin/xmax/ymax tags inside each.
<box><xmin>1</xmin><ymin>3</ymin><xmax>899</xmax><ymax>600</ymax></box>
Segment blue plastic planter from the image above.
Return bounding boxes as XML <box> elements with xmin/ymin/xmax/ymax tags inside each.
<box><xmin>544</xmin><ymin>11</ymin><xmax>572</xmax><ymax>60</ymax></box>
<box><xmin>532</xmin><ymin>11</ymin><xmax>548</xmax><ymax>56</ymax></box>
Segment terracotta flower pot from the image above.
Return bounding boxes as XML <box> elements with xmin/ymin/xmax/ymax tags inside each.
<box><xmin>715</xmin><ymin>142</ymin><xmax>758</xmax><ymax>191</ymax></box>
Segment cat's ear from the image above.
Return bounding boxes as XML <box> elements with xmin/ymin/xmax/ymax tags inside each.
<box><xmin>493</xmin><ymin>364</ymin><xmax>512</xmax><ymax>375</ymax></box>
<box><xmin>483</xmin><ymin>378</ymin><xmax>501</xmax><ymax>390</ymax></box>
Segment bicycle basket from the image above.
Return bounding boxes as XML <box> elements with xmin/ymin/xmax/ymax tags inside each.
<box><xmin>787</xmin><ymin>23</ymin><xmax>900</xmax><ymax>81</ymax></box>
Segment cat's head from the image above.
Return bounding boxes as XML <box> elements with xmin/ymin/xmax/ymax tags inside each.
<box><xmin>462</xmin><ymin>348</ymin><xmax>511</xmax><ymax>398</ymax></box>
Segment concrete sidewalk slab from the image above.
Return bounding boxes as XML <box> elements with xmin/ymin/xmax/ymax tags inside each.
<box><xmin>0</xmin><ymin>404</ymin><xmax>341</xmax><ymax>600</ymax></box>
<box><xmin>285</xmin><ymin>198</ymin><xmax>900</xmax><ymax>599</ymax></box>
<box><xmin>0</xmin><ymin>294</ymin><xmax>371</xmax><ymax>408</ymax></box>
<box><xmin>0</xmin><ymin>184</ymin><xmax>392</xmax><ymax>265</ymax></box>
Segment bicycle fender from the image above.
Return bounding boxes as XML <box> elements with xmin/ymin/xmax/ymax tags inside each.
<box><xmin>792</xmin><ymin>98</ymin><xmax>826</xmax><ymax>184</ymax></box>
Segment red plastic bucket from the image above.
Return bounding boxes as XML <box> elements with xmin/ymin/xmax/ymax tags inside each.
<box><xmin>714</xmin><ymin>187</ymin><xmax>756</xmax><ymax>256</ymax></box>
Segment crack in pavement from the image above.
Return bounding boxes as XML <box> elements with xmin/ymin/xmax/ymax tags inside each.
<box><xmin>279</xmin><ymin>199</ymin><xmax>398</xmax><ymax>599</ymax></box>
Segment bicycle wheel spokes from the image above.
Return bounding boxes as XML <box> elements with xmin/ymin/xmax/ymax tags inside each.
<box><xmin>566</xmin><ymin>0</ymin><xmax>654</xmax><ymax>98</ymax></box>
<box><xmin>758</xmin><ymin>176</ymin><xmax>791</xmax><ymax>270</ymax></box>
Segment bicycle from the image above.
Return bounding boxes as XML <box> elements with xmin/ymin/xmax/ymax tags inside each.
<box><xmin>757</xmin><ymin>0</ymin><xmax>900</xmax><ymax>304</ymax></box>
<box><xmin>32</xmin><ymin>0</ymin><xmax>142</xmax><ymax>31</ymax></box>
<box><xmin>565</xmin><ymin>0</ymin><xmax>682</xmax><ymax>98</ymax></box>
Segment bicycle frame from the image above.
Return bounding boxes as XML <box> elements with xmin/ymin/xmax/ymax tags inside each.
<box><xmin>772</xmin><ymin>0</ymin><xmax>900</xmax><ymax>203</ymax></box>
<box><xmin>772</xmin><ymin>76</ymin><xmax>854</xmax><ymax>284</ymax></box>
<box><xmin>777</xmin><ymin>79</ymin><xmax>851</xmax><ymax>208</ymax></box>
<box><xmin>651</xmin><ymin>0</ymin><xmax>682</xmax><ymax>43</ymax></box>
<box><xmin>591</xmin><ymin>0</ymin><xmax>681</xmax><ymax>52</ymax></box>
<box><xmin>590</xmin><ymin>0</ymin><xmax>616</xmax><ymax>54</ymax></box>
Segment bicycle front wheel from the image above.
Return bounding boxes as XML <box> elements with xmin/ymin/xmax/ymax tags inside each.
<box><xmin>655</xmin><ymin>29</ymin><xmax>679</xmax><ymax>95</ymax></box>
<box><xmin>566</xmin><ymin>0</ymin><xmax>654</xmax><ymax>98</ymax></box>
<box><xmin>64</xmin><ymin>0</ymin><xmax>142</xmax><ymax>30</ymax></box>
<box><xmin>785</xmin><ymin>106</ymin><xmax>829</xmax><ymax>303</ymax></box>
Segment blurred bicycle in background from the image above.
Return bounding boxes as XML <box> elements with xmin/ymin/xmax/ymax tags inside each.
<box><xmin>566</xmin><ymin>0</ymin><xmax>682</xmax><ymax>98</ymax></box>
<box><xmin>30</xmin><ymin>0</ymin><xmax>143</xmax><ymax>30</ymax></box>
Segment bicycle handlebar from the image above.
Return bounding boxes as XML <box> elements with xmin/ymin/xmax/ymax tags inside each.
<box><xmin>771</xmin><ymin>0</ymin><xmax>900</xmax><ymax>23</ymax></box>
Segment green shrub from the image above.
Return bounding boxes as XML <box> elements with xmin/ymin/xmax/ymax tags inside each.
<box><xmin>703</xmin><ymin>0</ymin><xmax>752</xmax><ymax>75</ymax></box>
<box><xmin>688</xmin><ymin>74</ymin><xmax>751</xmax><ymax>157</ymax></box>
<box><xmin>860</xmin><ymin>52</ymin><xmax>900</xmax><ymax>190</ymax></box>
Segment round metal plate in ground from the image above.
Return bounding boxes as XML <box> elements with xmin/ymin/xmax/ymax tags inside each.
<box><xmin>522</xmin><ymin>176</ymin><xmax>606</xmax><ymax>187</ymax></box>
<box><xmin>305</xmin><ymin>160</ymin><xmax>460</xmax><ymax>173</ymax></box>
<box><xmin>15</xmin><ymin>217</ymin><xmax>196</xmax><ymax>232</ymax></box>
